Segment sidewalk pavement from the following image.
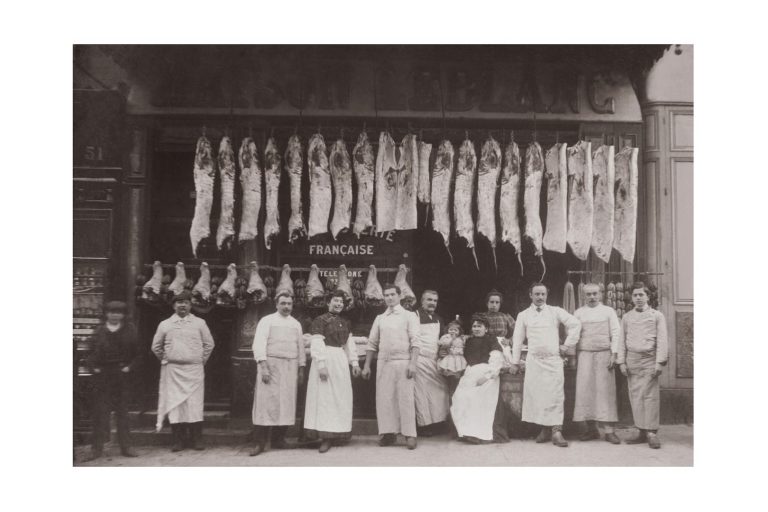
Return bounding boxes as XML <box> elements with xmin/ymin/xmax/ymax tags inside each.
<box><xmin>74</xmin><ymin>424</ymin><xmax>693</xmax><ymax>467</ymax></box>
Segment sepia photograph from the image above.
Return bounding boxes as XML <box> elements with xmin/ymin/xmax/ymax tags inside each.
<box><xmin>71</xmin><ymin>43</ymin><xmax>693</xmax><ymax>467</ymax></box>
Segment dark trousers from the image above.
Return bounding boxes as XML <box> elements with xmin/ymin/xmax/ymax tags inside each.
<box><xmin>252</xmin><ymin>425</ymin><xmax>288</xmax><ymax>446</ymax></box>
<box><xmin>91</xmin><ymin>367</ymin><xmax>131</xmax><ymax>450</ymax></box>
<box><xmin>492</xmin><ymin>390</ymin><xmax>512</xmax><ymax>441</ymax></box>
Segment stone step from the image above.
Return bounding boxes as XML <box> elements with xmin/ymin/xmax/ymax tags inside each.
<box><xmin>74</xmin><ymin>418</ymin><xmax>381</xmax><ymax>446</ymax></box>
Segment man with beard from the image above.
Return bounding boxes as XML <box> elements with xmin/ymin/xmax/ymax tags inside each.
<box><xmin>413</xmin><ymin>290</ymin><xmax>450</xmax><ymax>437</ymax></box>
<box><xmin>573</xmin><ymin>284</ymin><xmax>622</xmax><ymax>444</ymax></box>
<box><xmin>510</xmin><ymin>283</ymin><xmax>581</xmax><ymax>447</ymax></box>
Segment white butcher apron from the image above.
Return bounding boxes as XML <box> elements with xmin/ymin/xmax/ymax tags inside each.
<box><xmin>522</xmin><ymin>311</ymin><xmax>566</xmax><ymax>426</ymax></box>
<box><xmin>573</xmin><ymin>319</ymin><xmax>617</xmax><ymax>422</ymax></box>
<box><xmin>414</xmin><ymin>321</ymin><xmax>450</xmax><ymax>426</ymax></box>
<box><xmin>450</xmin><ymin>352</ymin><xmax>503</xmax><ymax>441</ymax></box>
<box><xmin>303</xmin><ymin>338</ymin><xmax>354</xmax><ymax>434</ymax></box>
<box><xmin>156</xmin><ymin>362</ymin><xmax>205</xmax><ymax>430</ymax></box>
<box><xmin>252</xmin><ymin>324</ymin><xmax>300</xmax><ymax>426</ymax></box>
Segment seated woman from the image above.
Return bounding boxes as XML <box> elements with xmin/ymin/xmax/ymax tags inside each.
<box><xmin>449</xmin><ymin>314</ymin><xmax>505</xmax><ymax>444</ymax></box>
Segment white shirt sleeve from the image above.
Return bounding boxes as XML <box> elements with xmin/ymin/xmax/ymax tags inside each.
<box><xmin>252</xmin><ymin>314</ymin><xmax>271</xmax><ymax>363</ymax></box>
<box><xmin>345</xmin><ymin>334</ymin><xmax>360</xmax><ymax>367</ymax></box>
<box><xmin>310</xmin><ymin>334</ymin><xmax>327</xmax><ymax>368</ymax></box>
<box><xmin>511</xmin><ymin>312</ymin><xmax>526</xmax><ymax>364</ymax></box>
<box><xmin>608</xmin><ymin>307</ymin><xmax>622</xmax><ymax>354</ymax></box>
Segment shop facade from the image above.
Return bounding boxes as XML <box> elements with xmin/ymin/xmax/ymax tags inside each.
<box><xmin>73</xmin><ymin>45</ymin><xmax>692</xmax><ymax>433</ymax></box>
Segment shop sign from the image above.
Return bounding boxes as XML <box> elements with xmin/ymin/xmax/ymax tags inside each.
<box><xmin>278</xmin><ymin>229</ymin><xmax>411</xmax><ymax>268</ymax></box>
<box><xmin>136</xmin><ymin>56</ymin><xmax>639</xmax><ymax>121</ymax></box>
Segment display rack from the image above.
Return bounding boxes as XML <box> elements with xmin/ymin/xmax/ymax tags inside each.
<box><xmin>565</xmin><ymin>270</ymin><xmax>664</xmax><ymax>316</ymax></box>
<box><xmin>73</xmin><ymin>260</ymin><xmax>108</xmax><ymax>376</ymax></box>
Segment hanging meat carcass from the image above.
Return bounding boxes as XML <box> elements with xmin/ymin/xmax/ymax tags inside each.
<box><xmin>566</xmin><ymin>141</ymin><xmax>594</xmax><ymax>261</ymax></box>
<box><xmin>143</xmin><ymin>260</ymin><xmax>164</xmax><ymax>298</ymax></box>
<box><xmin>285</xmin><ymin>134</ymin><xmax>307</xmax><ymax>243</ymax></box>
<box><xmin>336</xmin><ymin>264</ymin><xmax>354</xmax><ymax>310</ymax></box>
<box><xmin>275</xmin><ymin>264</ymin><xmax>294</xmax><ymax>297</ymax></box>
<box><xmin>394</xmin><ymin>264</ymin><xmax>417</xmax><ymax>310</ymax></box>
<box><xmin>168</xmin><ymin>262</ymin><xmax>187</xmax><ymax>296</ymax></box>
<box><xmin>217</xmin><ymin>263</ymin><xmax>238</xmax><ymax>303</ymax></box>
<box><xmin>543</xmin><ymin>142</ymin><xmax>568</xmax><ymax>254</ymax></box>
<box><xmin>247</xmin><ymin>260</ymin><xmax>268</xmax><ymax>304</ymax></box>
<box><xmin>477</xmin><ymin>136</ymin><xmax>502</xmax><ymax>271</ymax></box>
<box><xmin>330</xmin><ymin>138</ymin><xmax>353</xmax><ymax>239</ymax></box>
<box><xmin>364</xmin><ymin>264</ymin><xmax>384</xmax><ymax>307</ymax></box>
<box><xmin>591</xmin><ymin>144</ymin><xmax>616</xmax><ymax>263</ymax></box>
<box><xmin>352</xmin><ymin>131</ymin><xmax>375</xmax><ymax>237</ymax></box>
<box><xmin>238</xmin><ymin>137</ymin><xmax>262</xmax><ymax>242</ymax></box>
<box><xmin>613</xmin><ymin>146</ymin><xmax>639</xmax><ymax>263</ymax></box>
<box><xmin>454</xmin><ymin>138</ymin><xmax>479</xmax><ymax>270</ymax></box>
<box><xmin>375</xmin><ymin>131</ymin><xmax>398</xmax><ymax>233</ymax></box>
<box><xmin>499</xmin><ymin>140</ymin><xmax>523</xmax><ymax>273</ymax></box>
<box><xmin>263</xmin><ymin>137</ymin><xmax>282</xmax><ymax>250</ymax></box>
<box><xmin>189</xmin><ymin>135</ymin><xmax>215</xmax><ymax>257</ymax></box>
<box><xmin>192</xmin><ymin>262</ymin><xmax>211</xmax><ymax>302</ymax></box>
<box><xmin>216</xmin><ymin>136</ymin><xmax>236</xmax><ymax>250</ymax></box>
<box><xmin>430</xmin><ymin>140</ymin><xmax>455</xmax><ymax>263</ymax></box>
<box><xmin>306</xmin><ymin>264</ymin><xmax>326</xmax><ymax>308</ymax></box>
<box><xmin>395</xmin><ymin>134</ymin><xmax>419</xmax><ymax>231</ymax></box>
<box><xmin>417</xmin><ymin>140</ymin><xmax>432</xmax><ymax>204</ymax></box>
<box><xmin>308</xmin><ymin>134</ymin><xmax>332</xmax><ymax>238</ymax></box>
<box><xmin>524</xmin><ymin>141</ymin><xmax>545</xmax><ymax>277</ymax></box>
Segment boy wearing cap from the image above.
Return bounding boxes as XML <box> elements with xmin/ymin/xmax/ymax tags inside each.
<box><xmin>152</xmin><ymin>291</ymin><xmax>215</xmax><ymax>451</ymax></box>
<box><xmin>86</xmin><ymin>300</ymin><xmax>141</xmax><ymax>460</ymax></box>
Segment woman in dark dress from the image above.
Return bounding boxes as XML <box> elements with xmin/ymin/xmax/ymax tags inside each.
<box><xmin>449</xmin><ymin>315</ymin><xmax>505</xmax><ymax>444</ymax></box>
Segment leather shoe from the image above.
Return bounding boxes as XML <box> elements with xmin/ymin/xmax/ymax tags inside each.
<box><xmin>418</xmin><ymin>426</ymin><xmax>435</xmax><ymax>437</ymax></box>
<box><xmin>271</xmin><ymin>439</ymin><xmax>296</xmax><ymax>450</ymax></box>
<box><xmin>318</xmin><ymin>440</ymin><xmax>332</xmax><ymax>453</ymax></box>
<box><xmin>604</xmin><ymin>433</ymin><xmax>621</xmax><ymax>445</ymax></box>
<box><xmin>378</xmin><ymin>434</ymin><xmax>395</xmax><ymax>447</ymax></box>
<box><xmin>406</xmin><ymin>436</ymin><xmax>417</xmax><ymax>450</ymax></box>
<box><xmin>625</xmin><ymin>430</ymin><xmax>648</xmax><ymax>444</ymax></box>
<box><xmin>647</xmin><ymin>432</ymin><xmax>661</xmax><ymax>449</ymax></box>
<box><xmin>535</xmin><ymin>428</ymin><xmax>552</xmax><ymax>443</ymax></box>
<box><xmin>120</xmin><ymin>447</ymin><xmax>138</xmax><ymax>457</ymax></box>
<box><xmin>579</xmin><ymin>430</ymin><xmax>601</xmax><ymax>442</ymax></box>
<box><xmin>552</xmin><ymin>431</ymin><xmax>569</xmax><ymax>447</ymax></box>
<box><xmin>249</xmin><ymin>443</ymin><xmax>265</xmax><ymax>457</ymax></box>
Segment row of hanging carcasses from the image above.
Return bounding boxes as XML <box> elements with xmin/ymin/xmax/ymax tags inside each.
<box><xmin>188</xmin><ymin>131</ymin><xmax>638</xmax><ymax>269</ymax></box>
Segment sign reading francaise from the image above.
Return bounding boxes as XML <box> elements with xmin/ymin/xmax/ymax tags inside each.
<box><xmin>278</xmin><ymin>230</ymin><xmax>410</xmax><ymax>269</ymax></box>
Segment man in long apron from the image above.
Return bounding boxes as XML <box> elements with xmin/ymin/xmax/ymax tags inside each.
<box><xmin>250</xmin><ymin>291</ymin><xmax>306</xmax><ymax>456</ymax></box>
<box><xmin>573</xmin><ymin>284</ymin><xmax>622</xmax><ymax>444</ymax></box>
<box><xmin>510</xmin><ymin>283</ymin><xmax>581</xmax><ymax>447</ymax></box>
<box><xmin>617</xmin><ymin>283</ymin><xmax>669</xmax><ymax>449</ymax></box>
<box><xmin>152</xmin><ymin>291</ymin><xmax>215</xmax><ymax>452</ymax></box>
<box><xmin>304</xmin><ymin>290</ymin><xmax>361</xmax><ymax>453</ymax></box>
<box><xmin>478</xmin><ymin>290</ymin><xmax>516</xmax><ymax>442</ymax></box>
<box><xmin>362</xmin><ymin>284</ymin><xmax>421</xmax><ymax>450</ymax></box>
<box><xmin>413</xmin><ymin>290</ymin><xmax>450</xmax><ymax>437</ymax></box>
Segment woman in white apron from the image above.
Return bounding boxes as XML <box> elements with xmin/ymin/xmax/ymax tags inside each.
<box><xmin>450</xmin><ymin>315</ymin><xmax>504</xmax><ymax>443</ymax></box>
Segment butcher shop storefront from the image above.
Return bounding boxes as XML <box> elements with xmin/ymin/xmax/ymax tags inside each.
<box><xmin>73</xmin><ymin>45</ymin><xmax>693</xmax><ymax>436</ymax></box>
